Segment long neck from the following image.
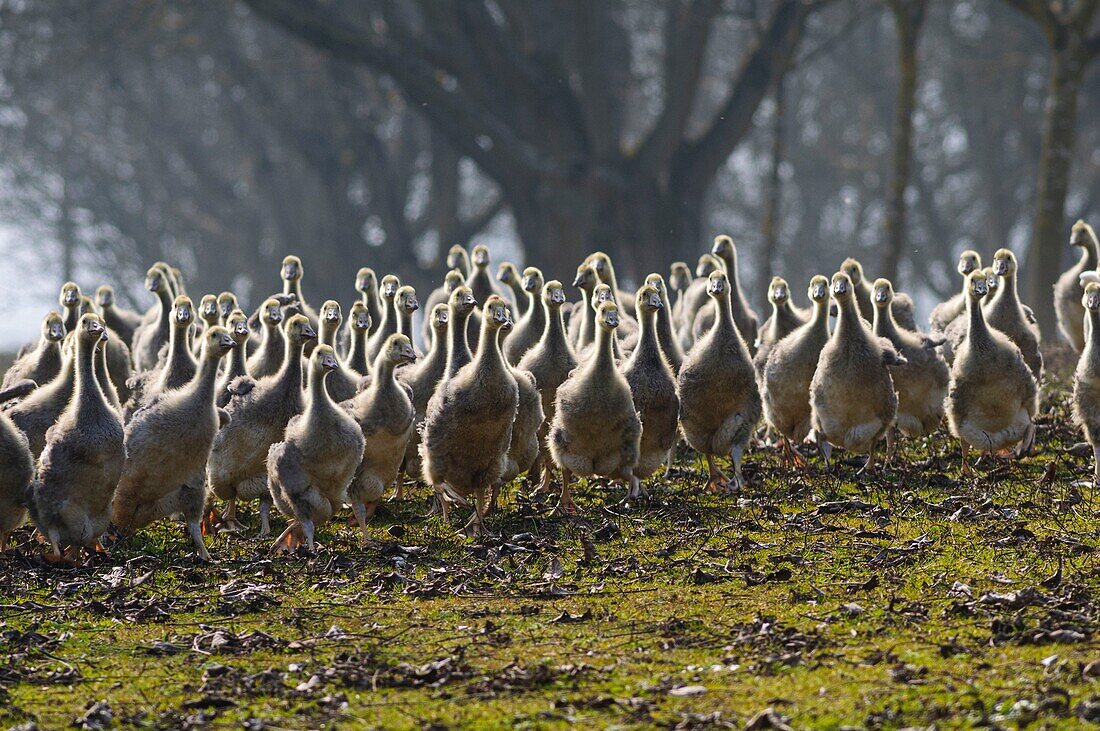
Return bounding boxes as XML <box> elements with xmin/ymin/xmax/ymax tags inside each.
<box><xmin>472</xmin><ymin>319</ymin><xmax>506</xmax><ymax>378</ymax></box>
<box><xmin>712</xmin><ymin>293</ymin><xmax>737</xmax><ymax>340</ymax></box>
<box><xmin>63</xmin><ymin>304</ymin><xmax>80</xmax><ymax>332</ymax></box>
<box><xmin>446</xmin><ymin>311</ymin><xmax>472</xmax><ymax>377</ymax></box>
<box><xmin>276</xmin><ymin>336</ymin><xmax>304</xmax><ymax>388</ymax></box>
<box><xmin>168</xmin><ymin>322</ymin><xmax>191</xmax><ymax>367</ymax></box>
<box><xmin>156</xmin><ymin>290</ymin><xmax>173</xmax><ymax>329</ymax></box>
<box><xmin>223</xmin><ymin>344</ymin><xmax>247</xmax><ymax>382</ymax></box>
<box><xmin>423</xmin><ymin>327</ymin><xmax>448</xmax><ymax>371</ymax></box>
<box><xmin>284</xmin><ymin>278</ymin><xmax>303</xmax><ymax>302</ymax></box>
<box><xmin>834</xmin><ymin>297</ymin><xmax>861</xmax><ymax>342</ymax></box>
<box><xmin>73</xmin><ymin>337</ymin><xmax>104</xmax><ymax>412</ymax></box>
<box><xmin>872</xmin><ymin>303</ymin><xmax>900</xmax><ymax>341</ymax></box>
<box><xmin>768</xmin><ymin>303</ymin><xmax>783</xmax><ymax>340</ymax></box>
<box><xmin>186</xmin><ymin>352</ymin><xmax>222</xmax><ymax>404</ymax></box>
<box><xmin>1085</xmin><ymin>309</ymin><xmax>1100</xmax><ymax>366</ymax></box>
<box><xmin>347</xmin><ymin>329</ymin><xmax>370</xmax><ymax>374</ymax></box>
<box><xmin>966</xmin><ymin>294</ymin><xmax>991</xmax><ymax>346</ymax></box>
<box><xmin>627</xmin><ymin>310</ymin><xmax>662</xmax><ymax>371</ymax></box>
<box><xmin>543</xmin><ymin>303</ymin><xmax>570</xmax><ymax>355</ymax></box>
<box><xmin>655</xmin><ymin>292</ymin><xmax>678</xmax><ymax>348</ymax></box>
<box><xmin>398</xmin><ymin>310</ymin><xmax>413</xmax><ymax>337</ymax></box>
<box><xmin>320</xmin><ymin>322</ymin><xmax>339</xmax><ymax>348</ymax></box>
<box><xmin>305</xmin><ymin>368</ymin><xmax>334</xmax><ymax>419</ymax></box>
<box><xmin>578</xmin><ymin>289</ymin><xmax>595</xmax><ymax>346</ymax></box>
<box><xmin>589</xmin><ymin>324</ymin><xmax>616</xmax><ymax>376</ymax></box>
<box><xmin>809</xmin><ymin>300</ymin><xmax>829</xmax><ymax>337</ymax></box>
<box><xmin>525</xmin><ymin>290</ymin><xmax>546</xmax><ymax>333</ymax></box>
<box><xmin>369</xmin><ymin>356</ymin><xmax>397</xmax><ymax>397</ymax></box>
<box><xmin>380</xmin><ymin>298</ymin><xmax>397</xmax><ymax>335</ymax></box>
<box><xmin>1082</xmin><ymin>241</ymin><xmax>1099</xmax><ymax>271</ymax></box>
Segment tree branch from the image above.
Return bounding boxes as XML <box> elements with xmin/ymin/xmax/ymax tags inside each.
<box><xmin>633</xmin><ymin>0</ymin><xmax>721</xmax><ymax>176</ymax></box>
<box><xmin>672</xmin><ymin>0</ymin><xmax>808</xmax><ymax>193</ymax></box>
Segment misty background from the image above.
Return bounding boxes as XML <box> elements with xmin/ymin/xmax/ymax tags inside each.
<box><xmin>0</xmin><ymin>0</ymin><xmax>1097</xmax><ymax>349</ymax></box>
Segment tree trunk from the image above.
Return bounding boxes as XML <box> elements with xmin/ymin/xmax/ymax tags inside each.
<box><xmin>882</xmin><ymin>0</ymin><xmax>926</xmax><ymax>285</ymax></box>
<box><xmin>1024</xmin><ymin>43</ymin><xmax>1083</xmax><ymax>333</ymax></box>
<box><xmin>761</xmin><ymin>76</ymin><xmax>788</xmax><ymax>287</ymax></box>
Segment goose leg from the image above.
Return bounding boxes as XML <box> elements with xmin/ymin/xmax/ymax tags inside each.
<box><xmin>885</xmin><ymin>429</ymin><xmax>897</xmax><ymax>464</ymax></box>
<box><xmin>554</xmin><ymin>469</ymin><xmax>578</xmax><ymax>515</ymax></box>
<box><xmin>1015</xmin><ymin>423</ymin><xmax>1036</xmax><ymax>458</ymax></box>
<box><xmin>1093</xmin><ymin>444</ymin><xmax>1100</xmax><ymax>487</ymax></box>
<box><xmin>857</xmin><ymin>443</ymin><xmax>877</xmax><ymax>476</ymax></box>
<box><xmin>624</xmin><ymin>474</ymin><xmax>648</xmax><ymax>504</ymax></box>
<box><xmin>705</xmin><ymin>455</ymin><xmax>730</xmax><ymax>493</ymax></box>
<box><xmin>258</xmin><ymin>498</ymin><xmax>272</xmax><ymax>537</ymax></box>
<box><xmin>730</xmin><ymin>445</ymin><xmax>746</xmax><ymax>493</ymax></box>
<box><xmin>486</xmin><ymin>482</ymin><xmax>501</xmax><ymax>516</ymax></box>
<box><xmin>391</xmin><ymin>472</ymin><xmax>406</xmax><ymax>501</ymax></box>
<box><xmin>460</xmin><ymin>490</ymin><xmax>487</xmax><ymax>539</ymax></box>
<box><xmin>818</xmin><ymin>439</ymin><xmax>833</xmax><ymax>471</ymax></box>
<box><xmin>301</xmin><ymin>519</ymin><xmax>316</xmax><ymax>552</ymax></box>
<box><xmin>187</xmin><ymin>519</ymin><xmax>211</xmax><ymax>562</ymax></box>
<box><xmin>220</xmin><ymin>499</ymin><xmax>244</xmax><ymax>533</ymax></box>
<box><xmin>352</xmin><ymin>500</ymin><xmax>376</xmax><ymax>547</ymax></box>
<box><xmin>271</xmin><ymin>520</ymin><xmax>304</xmax><ymax>553</ymax></box>
<box><xmin>960</xmin><ymin>442</ymin><xmax>972</xmax><ymax>476</ymax></box>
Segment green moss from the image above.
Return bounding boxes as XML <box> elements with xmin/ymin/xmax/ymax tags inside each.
<box><xmin>2</xmin><ymin>386</ymin><xmax>1099</xmax><ymax>728</ymax></box>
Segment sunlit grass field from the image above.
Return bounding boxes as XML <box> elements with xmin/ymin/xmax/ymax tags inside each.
<box><xmin>2</xmin><ymin>349</ymin><xmax>1099</xmax><ymax>729</ymax></box>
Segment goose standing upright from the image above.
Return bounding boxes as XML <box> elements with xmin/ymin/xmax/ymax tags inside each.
<box><xmin>550</xmin><ymin>301</ymin><xmax>641</xmax><ymax>510</ymax></box>
<box><xmin>96</xmin><ymin>285</ymin><xmax>142</xmax><ymax>347</ymax></box>
<box><xmin>754</xmin><ymin>276</ymin><xmax>808</xmax><ymax>373</ymax></box>
<box><xmin>1073</xmin><ymin>282</ymin><xmax>1100</xmax><ymax>483</ymax></box>
<box><xmin>947</xmin><ymin>272</ymin><xmax>1037</xmax><ymax>472</ymax></box>
<box><xmin>644</xmin><ymin>273</ymin><xmax>685</xmax><ymax>374</ymax></box>
<box><xmin>246</xmin><ymin>298</ymin><xmax>286</xmax><ymax>379</ymax></box>
<box><xmin>345</xmin><ymin>334</ymin><xmax>417</xmax><ymax>544</ymax></box>
<box><xmin>112</xmin><ymin>326</ymin><xmax>237</xmax><ymax>559</ymax></box>
<box><xmin>0</xmin><ymin>380</ymin><xmax>35</xmax><ymax>552</ymax></box>
<box><xmin>399</xmin><ymin>302</ymin><xmax>451</xmax><ymax>483</ymax></box>
<box><xmin>268</xmin><ymin>345</ymin><xmax>365</xmax><ymax>552</ymax></box>
<box><xmin>678</xmin><ymin>270</ymin><xmax>761</xmax><ymax>491</ymax></box>
<box><xmin>621</xmin><ymin>285</ymin><xmax>679</xmax><ymax>500</ymax></box>
<box><xmin>840</xmin><ymin>258</ymin><xmax>918</xmax><ymax>331</ymax></box>
<box><xmin>929</xmin><ymin>251</ymin><xmax>982</xmax><ymax>336</ymax></box>
<box><xmin>3</xmin><ymin>311</ymin><xmax>65</xmax><ymax>389</ymax></box>
<box><xmin>810</xmin><ymin>272</ymin><xmax>905</xmax><ymax>473</ymax></box>
<box><xmin>1056</xmin><ymin>220</ymin><xmax>1099</xmax><ymax>352</ymax></box>
<box><xmin>762</xmin><ymin>275</ymin><xmax>831</xmax><ymax>466</ymax></box>
<box><xmin>355</xmin><ymin>268</ymin><xmax>382</xmax><ymax>335</ymax></box>
<box><xmin>504</xmin><ymin>267</ymin><xmax>546</xmax><ymax>365</ymax></box>
<box><xmin>871</xmin><ymin>279</ymin><xmax>949</xmax><ymax>456</ymax></box>
<box><xmin>421</xmin><ymin>296</ymin><xmax>518</xmax><ymax>536</ymax></box>
<box><xmin>29</xmin><ymin>314</ymin><xmax>124</xmax><ymax>561</ymax></box>
<box><xmin>344</xmin><ymin>301</ymin><xmax>373</xmax><ymax>377</ymax></box>
<box><xmin>367</xmin><ymin>275</ymin><xmax>401</xmax><ymax>361</ymax></box>
<box><xmin>986</xmin><ymin>249</ymin><xmax>1043</xmax><ymax>381</ymax></box>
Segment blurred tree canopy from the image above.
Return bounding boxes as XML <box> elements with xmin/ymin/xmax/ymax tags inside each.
<box><xmin>0</xmin><ymin>0</ymin><xmax>1097</xmax><ymax>331</ymax></box>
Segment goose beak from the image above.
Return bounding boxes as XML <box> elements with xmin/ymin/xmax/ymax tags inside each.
<box><xmin>282</xmin><ymin>263</ymin><xmax>299</xmax><ymax>280</ymax></box>
<box><xmin>321</xmin><ymin>354</ymin><xmax>338</xmax><ymax>371</ymax></box>
<box><xmin>406</xmin><ymin>297</ymin><xmax>420</xmax><ymax>312</ymax></box>
<box><xmin>522</xmin><ymin>275</ymin><xmax>537</xmax><ymax>291</ymax></box>
<box><xmin>303</xmin><ymin>324</ymin><xmax>318</xmax><ymax>340</ymax></box>
<box><xmin>650</xmin><ymin>295</ymin><xmax>663</xmax><ymax>310</ymax></box>
<box><xmin>606</xmin><ymin>312</ymin><xmax>619</xmax><ymax>328</ymax></box>
<box><xmin>874</xmin><ymin>289</ymin><xmax>888</xmax><ymax>303</ymax></box>
<box><xmin>992</xmin><ymin>259</ymin><xmax>1008</xmax><ymax>275</ymax></box>
<box><xmin>572</xmin><ymin>273</ymin><xmax>585</xmax><ymax>288</ymax></box>
<box><xmin>551</xmin><ymin>290</ymin><xmax>566</xmax><ymax>305</ymax></box>
<box><xmin>402</xmin><ymin>345</ymin><xmax>418</xmax><ymax>362</ymax></box>
<box><xmin>49</xmin><ymin>323</ymin><xmax>65</xmax><ymax>340</ymax></box>
<box><xmin>357</xmin><ymin>315</ymin><xmax>371</xmax><ymax>330</ymax></box>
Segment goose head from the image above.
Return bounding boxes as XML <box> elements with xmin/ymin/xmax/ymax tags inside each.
<box><xmin>444</xmin><ymin>268</ymin><xmax>465</xmax><ymax>294</ymax></box>
<box><xmin>808</xmin><ymin>275</ymin><xmax>830</xmax><ymax>304</ymax></box>
<box><xmin>711</xmin><ymin>235</ymin><xmax>737</xmax><ymax>268</ymax></box>
<box><xmin>830</xmin><ymin>272</ymin><xmax>855</xmax><ymax>302</ymax></box>
<box><xmin>312</xmin><ymin>344</ymin><xmax>339</xmax><ymax>374</ymax></box>
<box><xmin>768</xmin><ymin>277</ymin><xmax>791</xmax><ymax>306</ymax></box>
<box><xmin>668</xmin><ymin>262</ymin><xmax>691</xmax><ymax>293</ymax></box>
<box><xmin>1084</xmin><ymin>282</ymin><xmax>1100</xmax><ymax>312</ymax></box>
<box><xmin>636</xmin><ymin>284</ymin><xmax>663</xmax><ymax>315</ymax></box>
<box><xmin>60</xmin><ymin>281</ymin><xmax>81</xmax><ymax>309</ymax></box>
<box><xmin>572</xmin><ymin>264</ymin><xmax>597</xmax><ymax>292</ymax></box>
<box><xmin>840</xmin><ymin>258</ymin><xmax>865</xmax><ymax>286</ymax></box>
<box><xmin>1071</xmin><ymin>220</ymin><xmax>1097</xmax><ymax>249</ymax></box>
<box><xmin>449</xmin><ymin>285</ymin><xmax>478</xmax><ymax>316</ymax></box>
<box><xmin>592</xmin><ymin>283</ymin><xmax>615</xmax><ymax>308</ymax></box>
<box><xmin>226</xmin><ymin>311</ymin><xmax>250</xmax><ymax>345</ymax></box>
<box><xmin>380</xmin><ymin>274</ymin><xmax>400</xmax><ymax>301</ymax></box>
<box><xmin>471</xmin><ymin>244</ymin><xmax>490</xmax><ymax>269</ymax></box>
<box><xmin>145</xmin><ymin>266</ymin><xmax>164</xmax><ymax>294</ymax></box>
<box><xmin>483</xmin><ymin>295</ymin><xmax>513</xmax><ymax>332</ymax></box>
<box><xmin>355</xmin><ymin>267</ymin><xmax>377</xmax><ymax>296</ymax></box>
<box><xmin>872</xmin><ymin>278</ymin><xmax>894</xmax><ymax>307</ymax></box>
<box><xmin>967</xmin><ymin>271</ymin><xmax>989</xmax><ymax>301</ymax></box>
<box><xmin>285</xmin><ymin>313</ymin><xmax>318</xmax><ymax>344</ymax></box>
<box><xmin>991</xmin><ymin>248</ymin><xmax>1016</xmax><ymax>277</ymax></box>
<box><xmin>696</xmin><ymin>253</ymin><xmax>721</xmax><ymax>278</ymax></box>
<box><xmin>95</xmin><ymin>285</ymin><xmax>115</xmax><ymax>309</ymax></box>
<box><xmin>522</xmin><ymin>266</ymin><xmax>544</xmax><ymax>293</ymax></box>
<box><xmin>43</xmin><ymin>311</ymin><xmax>66</xmax><ymax>342</ymax></box>
<box><xmin>173</xmin><ymin>295</ymin><xmax>194</xmax><ymax>326</ymax></box>
<box><xmin>281</xmin><ymin>255</ymin><xmax>303</xmax><ymax>283</ymax></box>
<box><xmin>260</xmin><ymin>297</ymin><xmax>284</xmax><ymax>327</ymax></box>
<box><xmin>596</xmin><ymin>300</ymin><xmax>620</xmax><ymax>332</ymax></box>
<box><xmin>79</xmin><ymin>313</ymin><xmax>107</xmax><ymax>345</ymax></box>
<box><xmin>430</xmin><ymin>302</ymin><xmax>449</xmax><ymax>334</ymax></box>
<box><xmin>321</xmin><ymin>299</ymin><xmax>342</xmax><ymax>328</ymax></box>
<box><xmin>707</xmin><ymin>270</ymin><xmax>729</xmax><ymax>299</ymax></box>
<box><xmin>958</xmin><ymin>250</ymin><xmax>981</xmax><ymax>276</ymax></box>
<box><xmin>384</xmin><ymin>333</ymin><xmax>418</xmax><ymax>366</ymax></box>
<box><xmin>348</xmin><ymin>301</ymin><xmax>372</xmax><ymax>333</ymax></box>
<box><xmin>203</xmin><ymin>325</ymin><xmax>236</xmax><ymax>359</ymax></box>
<box><xmin>396</xmin><ymin>285</ymin><xmax>419</xmax><ymax>314</ymax></box>
<box><xmin>497</xmin><ymin>262</ymin><xmax>520</xmax><ymax>286</ymax></box>
<box><xmin>543</xmin><ymin>280</ymin><xmax>567</xmax><ymax>308</ymax></box>
<box><xmin>446</xmin><ymin>244</ymin><xmax>469</xmax><ymax>271</ymax></box>
<box><xmin>217</xmin><ymin>292</ymin><xmax>238</xmax><ymax>320</ymax></box>
<box><xmin>200</xmin><ymin>295</ymin><xmax>219</xmax><ymax>326</ymax></box>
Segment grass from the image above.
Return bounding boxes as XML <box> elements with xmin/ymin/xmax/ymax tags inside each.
<box><xmin>2</xmin><ymin>363</ymin><xmax>1100</xmax><ymax>729</ymax></box>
